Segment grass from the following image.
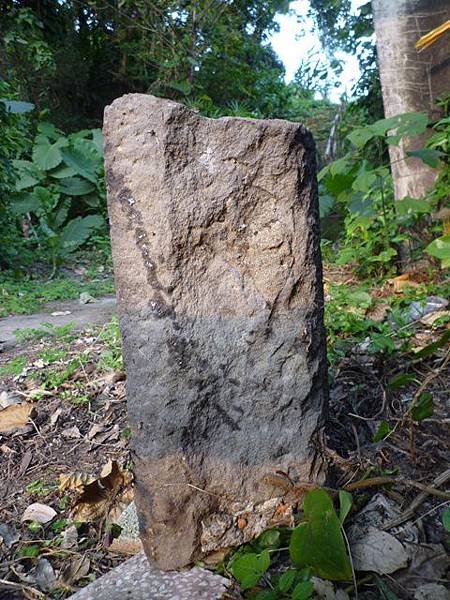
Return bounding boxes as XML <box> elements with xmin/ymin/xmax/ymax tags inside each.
<box><xmin>0</xmin><ymin>275</ymin><xmax>114</xmax><ymax>317</ymax></box>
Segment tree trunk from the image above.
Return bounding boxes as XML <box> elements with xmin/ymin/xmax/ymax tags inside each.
<box><xmin>372</xmin><ymin>0</ymin><xmax>450</xmax><ymax>202</ymax></box>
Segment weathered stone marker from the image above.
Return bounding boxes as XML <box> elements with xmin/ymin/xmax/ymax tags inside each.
<box><xmin>104</xmin><ymin>94</ymin><xmax>328</xmax><ymax>570</ymax></box>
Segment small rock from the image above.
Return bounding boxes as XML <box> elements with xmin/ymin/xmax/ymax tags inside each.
<box><xmin>22</xmin><ymin>503</ymin><xmax>57</xmax><ymax>524</ymax></box>
<box><xmin>51</xmin><ymin>311</ymin><xmax>72</xmax><ymax>316</ymax></box>
<box><xmin>79</xmin><ymin>292</ymin><xmax>97</xmax><ymax>304</ymax></box>
<box><xmin>62</xmin><ymin>425</ymin><xmax>81</xmax><ymax>439</ymax></box>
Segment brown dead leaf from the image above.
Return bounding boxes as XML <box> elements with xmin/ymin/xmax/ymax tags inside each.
<box><xmin>59</xmin><ymin>460</ymin><xmax>133</xmax><ymax>522</ymax></box>
<box><xmin>0</xmin><ymin>402</ymin><xmax>36</xmax><ymax>434</ymax></box>
<box><xmin>389</xmin><ymin>273</ymin><xmax>421</xmax><ymax>293</ymax></box>
<box><xmin>367</xmin><ymin>303</ymin><xmax>390</xmax><ymax>323</ymax></box>
<box><xmin>59</xmin><ymin>555</ymin><xmax>90</xmax><ymax>588</ymax></box>
<box><xmin>420</xmin><ymin>310</ymin><xmax>450</xmax><ymax>327</ymax></box>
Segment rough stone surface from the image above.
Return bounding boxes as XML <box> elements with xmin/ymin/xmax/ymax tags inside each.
<box><xmin>104</xmin><ymin>94</ymin><xmax>328</xmax><ymax>570</ymax></box>
<box><xmin>69</xmin><ymin>552</ymin><xmax>231</xmax><ymax>599</ymax></box>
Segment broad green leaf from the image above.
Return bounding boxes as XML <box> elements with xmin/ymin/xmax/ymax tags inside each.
<box><xmin>229</xmin><ymin>550</ymin><xmax>270</xmax><ymax>590</ymax></box>
<box><xmin>373</xmin><ymin>420</ymin><xmax>391</xmax><ymax>442</ymax></box>
<box><xmin>292</xmin><ymin>581</ymin><xmax>314</xmax><ymax>600</ymax></box>
<box><xmin>352</xmin><ymin>171</ymin><xmax>376</xmax><ymax>193</ymax></box>
<box><xmin>10</xmin><ymin>193</ymin><xmax>41</xmax><ymax>215</ymax></box>
<box><xmin>257</xmin><ymin>529</ymin><xmax>280</xmax><ymax>549</ymax></box>
<box><xmin>319</xmin><ymin>194</ymin><xmax>335</xmax><ymax>218</ymax></box>
<box><xmin>33</xmin><ymin>186</ymin><xmax>57</xmax><ymax>208</ymax></box>
<box><xmin>347</xmin><ymin>127</ymin><xmax>375</xmax><ymax>148</ymax></box>
<box><xmin>58</xmin><ymin>177</ymin><xmax>95</xmax><ymax>196</ymax></box>
<box><xmin>407</xmin><ymin>148</ymin><xmax>442</xmax><ymax>168</ymax></box>
<box><xmin>278</xmin><ymin>569</ymin><xmax>296</xmax><ymax>593</ymax></box>
<box><xmin>411</xmin><ymin>392</ymin><xmax>434</xmax><ymax>422</ymax></box>
<box><xmin>396</xmin><ymin>196</ymin><xmax>431</xmax><ymax>216</ymax></box>
<box><xmin>324</xmin><ymin>172</ymin><xmax>355</xmax><ymax>196</ymax></box>
<box><xmin>329</xmin><ymin>158</ymin><xmax>351</xmax><ymax>177</ymax></box>
<box><xmin>425</xmin><ymin>235</ymin><xmax>450</xmax><ymax>268</ymax></box>
<box><xmin>92</xmin><ymin>129</ymin><xmax>104</xmax><ymax>156</ymax></box>
<box><xmin>338</xmin><ymin>491</ymin><xmax>353</xmax><ymax>524</ymax></box>
<box><xmin>49</xmin><ymin>165</ymin><xmax>77</xmax><ymax>179</ymax></box>
<box><xmin>32</xmin><ymin>138</ymin><xmax>67</xmax><ymax>171</ymax></box>
<box><xmin>388</xmin><ymin>373</ymin><xmax>417</xmax><ymax>389</ymax></box>
<box><xmin>61</xmin><ymin>147</ymin><xmax>97</xmax><ymax>183</ymax></box>
<box><xmin>442</xmin><ymin>508</ymin><xmax>450</xmax><ymax>532</ymax></box>
<box><xmin>54</xmin><ymin>201</ymin><xmax>70</xmax><ymax>229</ymax></box>
<box><xmin>37</xmin><ymin>122</ymin><xmax>62</xmax><ymax>140</ymax></box>
<box><xmin>397</xmin><ymin>112</ymin><xmax>429</xmax><ymax>137</ymax></box>
<box><xmin>289</xmin><ymin>488</ymin><xmax>352</xmax><ymax>581</ymax></box>
<box><xmin>12</xmin><ymin>160</ymin><xmax>42</xmax><ymax>190</ymax></box>
<box><xmin>57</xmin><ymin>215</ymin><xmax>103</xmax><ymax>255</ymax></box>
<box><xmin>348</xmin><ymin>193</ymin><xmax>375</xmax><ymax>216</ymax></box>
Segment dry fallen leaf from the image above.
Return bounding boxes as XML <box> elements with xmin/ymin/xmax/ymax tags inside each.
<box><xmin>367</xmin><ymin>303</ymin><xmax>390</xmax><ymax>323</ymax></box>
<box><xmin>22</xmin><ymin>503</ymin><xmax>57</xmax><ymax>524</ymax></box>
<box><xmin>59</xmin><ymin>460</ymin><xmax>133</xmax><ymax>522</ymax></box>
<box><xmin>420</xmin><ymin>310</ymin><xmax>450</xmax><ymax>327</ymax></box>
<box><xmin>389</xmin><ymin>273</ymin><xmax>420</xmax><ymax>293</ymax></box>
<box><xmin>59</xmin><ymin>555</ymin><xmax>90</xmax><ymax>588</ymax></box>
<box><xmin>0</xmin><ymin>402</ymin><xmax>36</xmax><ymax>434</ymax></box>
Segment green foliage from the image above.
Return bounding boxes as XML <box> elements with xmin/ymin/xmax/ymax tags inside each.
<box><xmin>410</xmin><ymin>392</ymin><xmax>434</xmax><ymax>423</ymax></box>
<box><xmin>227</xmin><ymin>489</ymin><xmax>352</xmax><ymax>597</ymax></box>
<box><xmin>229</xmin><ymin>550</ymin><xmax>271</xmax><ymax>590</ymax></box>
<box><xmin>442</xmin><ymin>509</ymin><xmax>450</xmax><ymax>532</ymax></box>
<box><xmin>289</xmin><ymin>489</ymin><xmax>352</xmax><ymax>581</ymax></box>
<box><xmin>320</xmin><ymin>109</ymin><xmax>449</xmax><ymax>274</ymax></box>
<box><xmin>2</xmin><ymin>121</ymin><xmax>106</xmax><ymax>272</ymax></box>
<box><xmin>26</xmin><ymin>479</ymin><xmax>57</xmax><ymax>498</ymax></box>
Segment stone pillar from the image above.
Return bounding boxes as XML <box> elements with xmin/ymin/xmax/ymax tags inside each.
<box><xmin>104</xmin><ymin>94</ymin><xmax>328</xmax><ymax>570</ymax></box>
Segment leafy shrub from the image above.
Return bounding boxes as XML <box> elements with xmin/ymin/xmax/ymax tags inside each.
<box><xmin>320</xmin><ymin>110</ymin><xmax>449</xmax><ymax>273</ymax></box>
<box><xmin>5</xmin><ymin>121</ymin><xmax>105</xmax><ymax>274</ymax></box>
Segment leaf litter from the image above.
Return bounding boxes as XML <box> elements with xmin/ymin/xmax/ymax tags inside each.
<box><xmin>0</xmin><ymin>267</ymin><xmax>449</xmax><ymax>599</ymax></box>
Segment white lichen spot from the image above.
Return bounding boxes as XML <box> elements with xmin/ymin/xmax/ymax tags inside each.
<box><xmin>198</xmin><ymin>147</ymin><xmax>218</xmax><ymax>174</ymax></box>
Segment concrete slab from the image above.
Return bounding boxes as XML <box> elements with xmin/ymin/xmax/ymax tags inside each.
<box><xmin>69</xmin><ymin>552</ymin><xmax>232</xmax><ymax>599</ymax></box>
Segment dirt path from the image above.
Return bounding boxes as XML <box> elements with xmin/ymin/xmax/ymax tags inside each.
<box><xmin>0</xmin><ymin>296</ymin><xmax>116</xmax><ymax>349</ymax></box>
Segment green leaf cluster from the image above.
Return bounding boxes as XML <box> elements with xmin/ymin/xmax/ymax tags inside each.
<box><xmin>6</xmin><ymin>121</ymin><xmax>105</xmax><ymax>272</ymax></box>
<box><xmin>227</xmin><ymin>489</ymin><xmax>353</xmax><ymax>599</ymax></box>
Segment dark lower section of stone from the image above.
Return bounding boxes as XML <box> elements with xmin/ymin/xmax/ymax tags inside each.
<box><xmin>123</xmin><ymin>308</ymin><xmax>327</xmax><ymax>568</ymax></box>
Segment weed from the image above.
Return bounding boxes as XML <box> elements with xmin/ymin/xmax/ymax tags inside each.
<box><xmin>14</xmin><ymin>321</ymin><xmax>76</xmax><ymax>343</ymax></box>
<box><xmin>26</xmin><ymin>479</ymin><xmax>57</xmax><ymax>498</ymax></box>
<box><xmin>0</xmin><ymin>355</ymin><xmax>27</xmax><ymax>376</ymax></box>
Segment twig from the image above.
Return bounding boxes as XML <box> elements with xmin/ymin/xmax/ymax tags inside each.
<box><xmin>0</xmin><ymin>578</ymin><xmax>43</xmax><ymax>598</ymax></box>
<box><xmin>382</xmin><ymin>467</ymin><xmax>450</xmax><ymax>530</ymax></box>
